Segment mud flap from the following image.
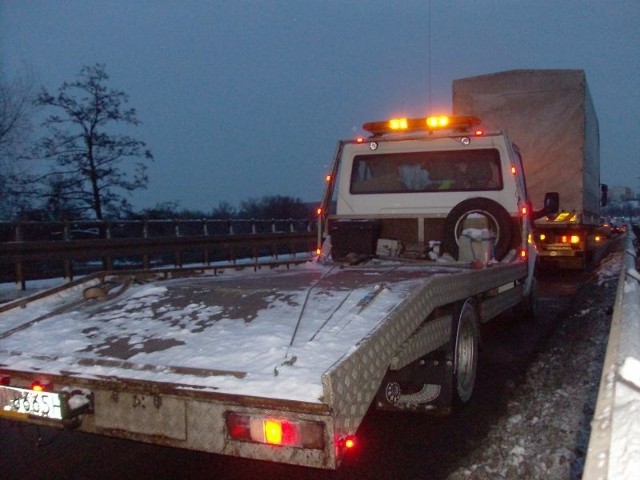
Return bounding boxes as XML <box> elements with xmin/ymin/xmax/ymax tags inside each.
<box><xmin>374</xmin><ymin>349</ymin><xmax>454</xmax><ymax>414</ymax></box>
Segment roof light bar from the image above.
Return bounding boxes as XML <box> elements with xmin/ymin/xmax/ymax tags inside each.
<box><xmin>362</xmin><ymin>115</ymin><xmax>481</xmax><ymax>136</ymax></box>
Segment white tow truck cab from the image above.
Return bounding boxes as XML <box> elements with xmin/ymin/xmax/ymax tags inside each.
<box><xmin>319</xmin><ymin>115</ymin><xmax>558</xmax><ymax>266</ymax></box>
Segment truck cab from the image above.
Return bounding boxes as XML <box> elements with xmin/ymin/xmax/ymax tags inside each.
<box><xmin>320</xmin><ymin>115</ymin><xmax>539</xmax><ymax>265</ymax></box>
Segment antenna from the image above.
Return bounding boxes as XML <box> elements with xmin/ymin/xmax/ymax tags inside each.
<box><xmin>427</xmin><ymin>0</ymin><xmax>432</xmax><ymax>112</ymax></box>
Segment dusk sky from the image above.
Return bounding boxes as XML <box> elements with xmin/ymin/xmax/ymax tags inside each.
<box><xmin>1</xmin><ymin>1</ymin><xmax>639</xmax><ymax>212</ymax></box>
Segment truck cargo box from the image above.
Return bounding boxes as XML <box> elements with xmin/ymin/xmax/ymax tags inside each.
<box><xmin>452</xmin><ymin>69</ymin><xmax>600</xmax><ymax>225</ymax></box>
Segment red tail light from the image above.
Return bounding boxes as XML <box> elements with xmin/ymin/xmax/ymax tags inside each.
<box><xmin>226</xmin><ymin>413</ymin><xmax>324</xmax><ymax>450</ymax></box>
<box><xmin>337</xmin><ymin>434</ymin><xmax>357</xmax><ymax>451</ymax></box>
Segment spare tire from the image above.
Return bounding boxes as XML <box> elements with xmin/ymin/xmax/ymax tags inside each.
<box><xmin>442</xmin><ymin>197</ymin><xmax>514</xmax><ymax>261</ymax></box>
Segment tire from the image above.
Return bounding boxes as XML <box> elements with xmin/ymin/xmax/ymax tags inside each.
<box><xmin>443</xmin><ymin>197</ymin><xmax>514</xmax><ymax>261</ymax></box>
<box><xmin>451</xmin><ymin>299</ymin><xmax>480</xmax><ymax>405</ymax></box>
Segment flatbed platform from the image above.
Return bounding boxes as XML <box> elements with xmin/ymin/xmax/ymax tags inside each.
<box><xmin>0</xmin><ymin>261</ymin><xmax>468</xmax><ymax>404</ymax></box>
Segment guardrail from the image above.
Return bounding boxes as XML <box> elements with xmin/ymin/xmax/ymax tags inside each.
<box><xmin>583</xmin><ymin>229</ymin><xmax>640</xmax><ymax>479</ymax></box>
<box><xmin>0</xmin><ymin>230</ymin><xmax>317</xmax><ymax>289</ymax></box>
<box><xmin>0</xmin><ymin>218</ymin><xmax>315</xmax><ymax>242</ymax></box>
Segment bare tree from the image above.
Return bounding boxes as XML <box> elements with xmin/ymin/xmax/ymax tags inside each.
<box><xmin>34</xmin><ymin>64</ymin><xmax>153</xmax><ymax>220</ymax></box>
<box><xmin>0</xmin><ymin>68</ymin><xmax>37</xmax><ymax>219</ymax></box>
<box><xmin>210</xmin><ymin>201</ymin><xmax>237</xmax><ymax>219</ymax></box>
<box><xmin>238</xmin><ymin>195</ymin><xmax>313</xmax><ymax>219</ymax></box>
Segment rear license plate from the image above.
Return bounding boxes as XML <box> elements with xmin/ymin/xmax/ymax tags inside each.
<box><xmin>0</xmin><ymin>385</ymin><xmax>63</xmax><ymax>420</ymax></box>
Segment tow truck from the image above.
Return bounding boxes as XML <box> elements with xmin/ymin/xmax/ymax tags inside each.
<box><xmin>0</xmin><ymin>115</ymin><xmax>558</xmax><ymax>469</ymax></box>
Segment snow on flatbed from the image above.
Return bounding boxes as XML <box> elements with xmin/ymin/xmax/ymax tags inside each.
<box><xmin>0</xmin><ymin>261</ymin><xmax>465</xmax><ymax>404</ymax></box>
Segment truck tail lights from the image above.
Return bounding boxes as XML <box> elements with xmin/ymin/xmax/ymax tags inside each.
<box><xmin>560</xmin><ymin>235</ymin><xmax>581</xmax><ymax>244</ymax></box>
<box><xmin>226</xmin><ymin>413</ymin><xmax>325</xmax><ymax>450</ymax></box>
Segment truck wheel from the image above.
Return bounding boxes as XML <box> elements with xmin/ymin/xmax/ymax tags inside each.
<box><xmin>443</xmin><ymin>198</ymin><xmax>513</xmax><ymax>261</ymax></box>
<box><xmin>451</xmin><ymin>299</ymin><xmax>479</xmax><ymax>405</ymax></box>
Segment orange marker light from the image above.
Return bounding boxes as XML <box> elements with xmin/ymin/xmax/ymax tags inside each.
<box><xmin>426</xmin><ymin>115</ymin><xmax>449</xmax><ymax>128</ymax></box>
<box><xmin>511</xmin><ymin>166</ymin><xmax>517</xmax><ymax>175</ymax></box>
<box><xmin>355</xmin><ymin>136</ymin><xmax>365</xmax><ymax>143</ymax></box>
<box><xmin>264</xmin><ymin>419</ymin><xmax>283</xmax><ymax>445</ymax></box>
<box><xmin>325</xmin><ymin>174</ymin><xmax>331</xmax><ymax>183</ymax></box>
<box><xmin>389</xmin><ymin>118</ymin><xmax>408</xmax><ymax>130</ymax></box>
<box><xmin>316</xmin><ymin>207</ymin><xmax>322</xmax><ymax>216</ymax></box>
<box><xmin>30</xmin><ymin>381</ymin><xmax>50</xmax><ymax>392</ymax></box>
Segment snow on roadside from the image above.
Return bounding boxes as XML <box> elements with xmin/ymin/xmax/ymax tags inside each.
<box><xmin>446</xmin><ymin>252</ymin><xmax>621</xmax><ymax>479</ymax></box>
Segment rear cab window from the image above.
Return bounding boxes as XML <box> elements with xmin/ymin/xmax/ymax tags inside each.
<box><xmin>350</xmin><ymin>149</ymin><xmax>503</xmax><ymax>194</ymax></box>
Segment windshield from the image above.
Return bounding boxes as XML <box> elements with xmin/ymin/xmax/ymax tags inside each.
<box><xmin>350</xmin><ymin>149</ymin><xmax>502</xmax><ymax>194</ymax></box>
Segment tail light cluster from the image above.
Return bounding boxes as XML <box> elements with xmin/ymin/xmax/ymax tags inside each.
<box><xmin>226</xmin><ymin>412</ymin><xmax>325</xmax><ymax>450</ymax></box>
<box><xmin>538</xmin><ymin>233</ymin><xmax>582</xmax><ymax>245</ymax></box>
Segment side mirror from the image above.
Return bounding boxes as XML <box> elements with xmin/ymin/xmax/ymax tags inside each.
<box><xmin>532</xmin><ymin>192</ymin><xmax>559</xmax><ymax>220</ymax></box>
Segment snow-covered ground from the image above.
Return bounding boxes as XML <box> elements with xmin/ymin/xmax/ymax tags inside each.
<box><xmin>446</xmin><ymin>251</ymin><xmax>623</xmax><ymax>479</ymax></box>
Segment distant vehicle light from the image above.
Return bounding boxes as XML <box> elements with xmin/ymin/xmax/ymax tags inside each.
<box><xmin>511</xmin><ymin>166</ymin><xmax>517</xmax><ymax>175</ymax></box>
<box><xmin>561</xmin><ymin>235</ymin><xmax>581</xmax><ymax>244</ymax></box>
